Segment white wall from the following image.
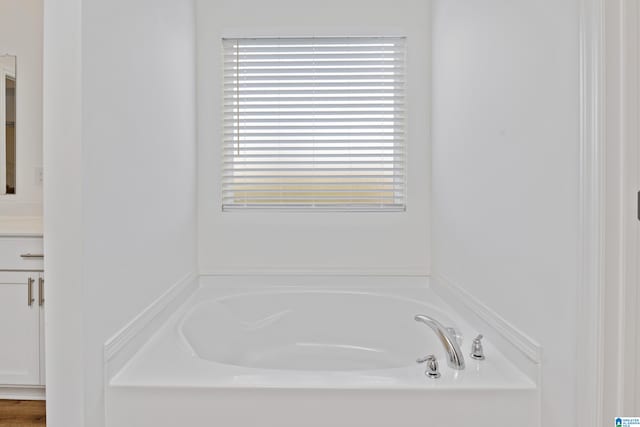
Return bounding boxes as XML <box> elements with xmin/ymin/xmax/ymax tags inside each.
<box><xmin>0</xmin><ymin>0</ymin><xmax>43</xmax><ymax>216</ymax></box>
<box><xmin>603</xmin><ymin>0</ymin><xmax>624</xmax><ymax>421</ymax></box>
<box><xmin>603</xmin><ymin>0</ymin><xmax>640</xmax><ymax>421</ymax></box>
<box><xmin>43</xmin><ymin>0</ymin><xmax>84</xmax><ymax>424</ymax></box>
<box><xmin>431</xmin><ymin>1</ymin><xmax>580</xmax><ymax>426</ymax></box>
<box><xmin>44</xmin><ymin>0</ymin><xmax>198</xmax><ymax>425</ymax></box>
<box><xmin>196</xmin><ymin>0</ymin><xmax>430</xmax><ymax>275</ymax></box>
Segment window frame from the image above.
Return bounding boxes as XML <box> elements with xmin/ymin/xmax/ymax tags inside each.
<box><xmin>221</xmin><ymin>36</ymin><xmax>407</xmax><ymax>212</ymax></box>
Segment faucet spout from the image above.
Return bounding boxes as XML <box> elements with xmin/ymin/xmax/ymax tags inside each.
<box><xmin>414</xmin><ymin>314</ymin><xmax>465</xmax><ymax>370</ymax></box>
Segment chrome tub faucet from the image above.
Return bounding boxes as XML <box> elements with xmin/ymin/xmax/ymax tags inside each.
<box><xmin>414</xmin><ymin>314</ymin><xmax>466</xmax><ymax>370</ymax></box>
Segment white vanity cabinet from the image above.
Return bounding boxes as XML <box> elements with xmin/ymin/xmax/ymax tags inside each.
<box><xmin>0</xmin><ymin>271</ymin><xmax>42</xmax><ymax>385</ymax></box>
<box><xmin>0</xmin><ymin>233</ymin><xmax>45</xmax><ymax>398</ymax></box>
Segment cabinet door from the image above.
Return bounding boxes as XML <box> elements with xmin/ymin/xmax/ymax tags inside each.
<box><xmin>0</xmin><ymin>272</ymin><xmax>40</xmax><ymax>385</ymax></box>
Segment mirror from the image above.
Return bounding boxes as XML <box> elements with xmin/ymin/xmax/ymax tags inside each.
<box><xmin>0</xmin><ymin>55</ymin><xmax>15</xmax><ymax>195</ymax></box>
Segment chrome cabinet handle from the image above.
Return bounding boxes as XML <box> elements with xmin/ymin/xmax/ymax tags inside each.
<box><xmin>38</xmin><ymin>277</ymin><xmax>44</xmax><ymax>306</ymax></box>
<box><xmin>20</xmin><ymin>253</ymin><xmax>44</xmax><ymax>259</ymax></box>
<box><xmin>27</xmin><ymin>277</ymin><xmax>35</xmax><ymax>306</ymax></box>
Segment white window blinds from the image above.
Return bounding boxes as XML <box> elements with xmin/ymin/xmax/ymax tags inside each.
<box><xmin>222</xmin><ymin>37</ymin><xmax>406</xmax><ymax>211</ymax></box>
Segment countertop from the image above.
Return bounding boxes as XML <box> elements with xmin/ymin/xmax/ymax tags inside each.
<box><xmin>0</xmin><ymin>216</ymin><xmax>43</xmax><ymax>237</ymax></box>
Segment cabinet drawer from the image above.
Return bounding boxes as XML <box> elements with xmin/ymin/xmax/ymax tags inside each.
<box><xmin>0</xmin><ymin>237</ymin><xmax>43</xmax><ymax>270</ymax></box>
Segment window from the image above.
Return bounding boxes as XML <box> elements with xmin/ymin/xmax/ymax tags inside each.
<box><xmin>222</xmin><ymin>37</ymin><xmax>406</xmax><ymax>211</ymax></box>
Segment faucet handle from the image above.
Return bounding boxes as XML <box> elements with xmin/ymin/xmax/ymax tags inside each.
<box><xmin>470</xmin><ymin>334</ymin><xmax>485</xmax><ymax>360</ymax></box>
<box><xmin>417</xmin><ymin>354</ymin><xmax>441</xmax><ymax>378</ymax></box>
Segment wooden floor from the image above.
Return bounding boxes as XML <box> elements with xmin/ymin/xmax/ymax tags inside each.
<box><xmin>0</xmin><ymin>400</ymin><xmax>45</xmax><ymax>426</ymax></box>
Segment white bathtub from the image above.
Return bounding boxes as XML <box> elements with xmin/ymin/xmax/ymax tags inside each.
<box><xmin>180</xmin><ymin>291</ymin><xmax>458</xmax><ymax>373</ymax></box>
<box><xmin>107</xmin><ymin>276</ymin><xmax>539</xmax><ymax>427</ymax></box>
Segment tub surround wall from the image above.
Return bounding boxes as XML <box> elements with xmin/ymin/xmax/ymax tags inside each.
<box><xmin>103</xmin><ymin>272</ymin><xmax>199</xmax><ymax>382</ymax></box>
<box><xmin>430</xmin><ymin>276</ymin><xmax>541</xmax><ymax>385</ymax></box>
<box><xmin>196</xmin><ymin>0</ymin><xmax>430</xmax><ymax>276</ymax></box>
<box><xmin>44</xmin><ymin>0</ymin><xmax>198</xmax><ymax>426</ymax></box>
<box><xmin>431</xmin><ymin>1</ymin><xmax>580</xmax><ymax>426</ymax></box>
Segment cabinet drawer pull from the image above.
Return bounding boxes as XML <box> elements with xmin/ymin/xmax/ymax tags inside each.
<box><xmin>38</xmin><ymin>277</ymin><xmax>44</xmax><ymax>306</ymax></box>
<box><xmin>20</xmin><ymin>253</ymin><xmax>44</xmax><ymax>259</ymax></box>
<box><xmin>27</xmin><ymin>277</ymin><xmax>35</xmax><ymax>306</ymax></box>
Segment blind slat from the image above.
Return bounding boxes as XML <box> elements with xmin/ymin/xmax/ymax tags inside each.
<box><xmin>224</xmin><ymin>142</ymin><xmax>402</xmax><ymax>146</ymax></box>
<box><xmin>222</xmin><ymin>111</ymin><xmax>403</xmax><ymax>117</ymax></box>
<box><xmin>223</xmin><ymin>196</ymin><xmax>399</xmax><ymax>202</ymax></box>
<box><xmin>227</xmin><ymin>75</ymin><xmax>403</xmax><ymax>82</ymax></box>
<box><xmin>225</xmin><ymin>47</ymin><xmax>400</xmax><ymax>55</ymax></box>
<box><xmin>222</xmin><ymin>174</ymin><xmax>405</xmax><ymax>180</ymax></box>
<box><xmin>225</xmin><ymin>183</ymin><xmax>404</xmax><ymax>188</ymax></box>
<box><xmin>224</xmin><ymin>60</ymin><xmax>404</xmax><ymax>67</ymax></box>
<box><xmin>223</xmin><ymin>124</ymin><xmax>404</xmax><ymax>130</ymax></box>
<box><xmin>224</xmin><ymin>90</ymin><xmax>399</xmax><ymax>96</ymax></box>
<box><xmin>222</xmin><ymin>205</ymin><xmax>405</xmax><ymax>212</ymax></box>
<box><xmin>225</xmin><ymin>156</ymin><xmax>404</xmax><ymax>161</ymax></box>
<box><xmin>223</xmin><ymin>167</ymin><xmax>405</xmax><ymax>173</ymax></box>
<box><xmin>224</xmin><ymin>96</ymin><xmax>404</xmax><ymax>103</ymax></box>
<box><xmin>223</xmin><ymin>36</ymin><xmax>402</xmax><ymax>44</ymax></box>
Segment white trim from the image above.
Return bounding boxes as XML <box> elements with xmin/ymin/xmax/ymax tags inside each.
<box><xmin>200</xmin><ymin>268</ymin><xmax>430</xmax><ymax>276</ymax></box>
<box><xmin>430</xmin><ymin>274</ymin><xmax>541</xmax><ymax>384</ymax></box>
<box><xmin>103</xmin><ymin>271</ymin><xmax>198</xmax><ymax>379</ymax></box>
<box><xmin>621</xmin><ymin>0</ymin><xmax>640</xmax><ymax>413</ymax></box>
<box><xmin>0</xmin><ymin>59</ymin><xmax>15</xmax><ymax>197</ymax></box>
<box><xmin>577</xmin><ymin>0</ymin><xmax>606</xmax><ymax>425</ymax></box>
<box><xmin>0</xmin><ymin>67</ymin><xmax>7</xmax><ymax>196</ymax></box>
<box><xmin>0</xmin><ymin>385</ymin><xmax>45</xmax><ymax>400</ymax></box>
<box><xmin>199</xmin><ymin>273</ymin><xmax>430</xmax><ymax>289</ymax></box>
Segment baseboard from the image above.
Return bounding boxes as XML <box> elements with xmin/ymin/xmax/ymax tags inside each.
<box><xmin>103</xmin><ymin>271</ymin><xmax>198</xmax><ymax>381</ymax></box>
<box><xmin>0</xmin><ymin>386</ymin><xmax>45</xmax><ymax>400</ymax></box>
<box><xmin>431</xmin><ymin>274</ymin><xmax>542</xmax><ymax>383</ymax></box>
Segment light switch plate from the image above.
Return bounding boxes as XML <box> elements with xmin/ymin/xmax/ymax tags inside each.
<box><xmin>35</xmin><ymin>167</ymin><xmax>43</xmax><ymax>185</ymax></box>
